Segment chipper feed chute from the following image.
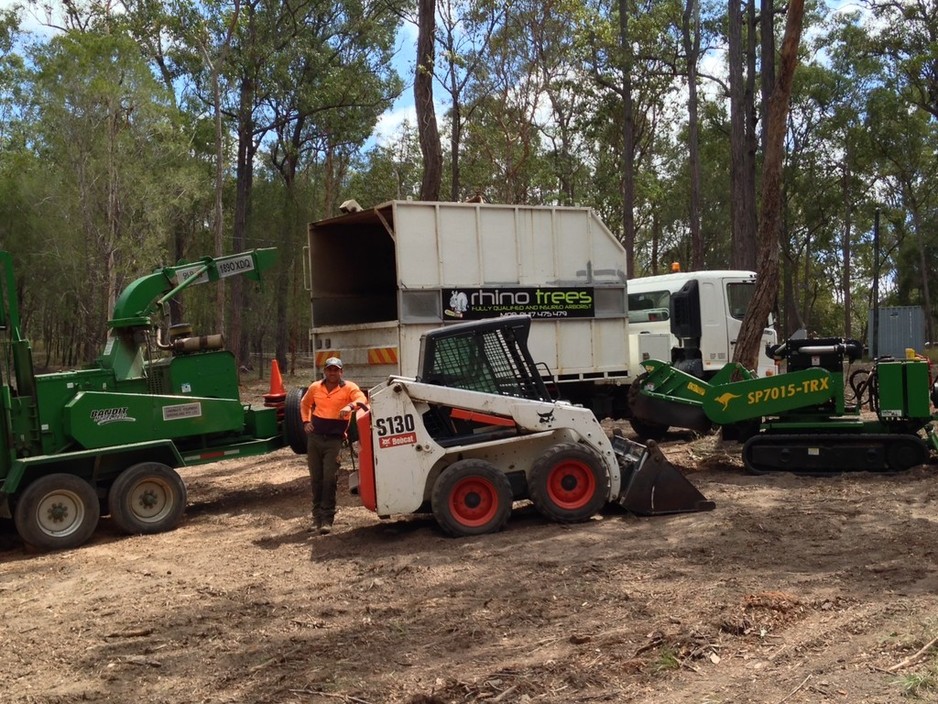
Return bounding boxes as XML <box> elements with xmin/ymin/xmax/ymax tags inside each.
<box><xmin>614</xmin><ymin>435</ymin><xmax>715</xmax><ymax>515</ymax></box>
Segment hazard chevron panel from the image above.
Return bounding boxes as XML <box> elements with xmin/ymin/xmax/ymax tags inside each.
<box><xmin>367</xmin><ymin>347</ymin><xmax>398</xmax><ymax>365</ymax></box>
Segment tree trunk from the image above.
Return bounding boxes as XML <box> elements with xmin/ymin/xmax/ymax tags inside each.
<box><xmin>416</xmin><ymin>0</ymin><xmax>442</xmax><ymax>201</ymax></box>
<box><xmin>682</xmin><ymin>0</ymin><xmax>703</xmax><ymax>270</ymax></box>
<box><xmin>728</xmin><ymin>0</ymin><xmax>747</xmax><ymax>268</ymax></box>
<box><xmin>619</xmin><ymin>0</ymin><xmax>636</xmax><ymax>278</ymax></box>
<box><xmin>211</xmin><ymin>67</ymin><xmax>226</xmax><ymax>336</ymax></box>
<box><xmin>841</xmin><ymin>152</ymin><xmax>852</xmax><ymax>338</ymax></box>
<box><xmin>733</xmin><ymin>0</ymin><xmax>805</xmax><ymax>370</ymax></box>
<box><xmin>743</xmin><ymin>0</ymin><xmax>758</xmax><ymax>268</ymax></box>
<box><xmin>909</xmin><ymin>203</ymin><xmax>935</xmax><ymax>345</ymax></box>
<box><xmin>231</xmin><ymin>74</ymin><xmax>257</xmax><ymax>368</ymax></box>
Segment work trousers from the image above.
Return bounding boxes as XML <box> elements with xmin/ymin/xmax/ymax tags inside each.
<box><xmin>307</xmin><ymin>434</ymin><xmax>344</xmax><ymax>526</ymax></box>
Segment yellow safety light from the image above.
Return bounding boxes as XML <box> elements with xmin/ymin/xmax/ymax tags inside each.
<box><xmin>670</xmin><ymin>262</ymin><xmax>681</xmax><ymax>272</ymax></box>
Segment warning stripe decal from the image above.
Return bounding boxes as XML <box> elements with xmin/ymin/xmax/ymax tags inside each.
<box><xmin>367</xmin><ymin>347</ymin><xmax>398</xmax><ymax>365</ymax></box>
<box><xmin>315</xmin><ymin>351</ymin><xmax>340</xmax><ymax>367</ymax></box>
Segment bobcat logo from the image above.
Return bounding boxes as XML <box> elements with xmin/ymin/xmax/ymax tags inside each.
<box><xmin>713</xmin><ymin>392</ymin><xmax>741</xmax><ymax>411</ymax></box>
<box><xmin>537</xmin><ymin>410</ymin><xmax>555</xmax><ymax>424</ymax></box>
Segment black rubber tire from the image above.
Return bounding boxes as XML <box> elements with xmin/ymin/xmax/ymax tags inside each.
<box><xmin>14</xmin><ymin>473</ymin><xmax>100</xmax><ymax>551</ymax></box>
<box><xmin>627</xmin><ymin>375</ymin><xmax>669</xmax><ymax>441</ymax></box>
<box><xmin>108</xmin><ymin>463</ymin><xmax>187</xmax><ymax>535</ymax></box>
<box><xmin>284</xmin><ymin>387</ymin><xmax>308</xmax><ymax>455</ymax></box>
<box><xmin>529</xmin><ymin>443</ymin><xmax>608</xmax><ymax>523</ymax></box>
<box><xmin>431</xmin><ymin>459</ymin><xmax>513</xmax><ymax>537</ymax></box>
<box><xmin>628</xmin><ymin>416</ymin><xmax>669</xmax><ymax>442</ymax></box>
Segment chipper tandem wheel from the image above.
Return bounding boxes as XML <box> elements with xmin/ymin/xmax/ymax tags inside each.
<box><xmin>14</xmin><ymin>473</ymin><xmax>101</xmax><ymax>551</ymax></box>
<box><xmin>108</xmin><ymin>462</ymin><xmax>187</xmax><ymax>535</ymax></box>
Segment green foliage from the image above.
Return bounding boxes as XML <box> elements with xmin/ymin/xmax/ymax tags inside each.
<box><xmin>2</xmin><ymin>0</ymin><xmax>938</xmax><ymax>358</ymax></box>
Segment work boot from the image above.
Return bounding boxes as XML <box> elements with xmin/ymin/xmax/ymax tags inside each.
<box><xmin>318</xmin><ymin>523</ymin><xmax>332</xmax><ymax>535</ymax></box>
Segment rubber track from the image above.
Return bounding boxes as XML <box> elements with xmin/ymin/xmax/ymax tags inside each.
<box><xmin>742</xmin><ymin>433</ymin><xmax>928</xmax><ymax>475</ymax></box>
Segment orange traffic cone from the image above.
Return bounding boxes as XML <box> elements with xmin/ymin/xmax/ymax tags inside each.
<box><xmin>268</xmin><ymin>359</ymin><xmax>286</xmax><ymax>396</ymax></box>
<box><xmin>264</xmin><ymin>359</ymin><xmax>287</xmax><ymax>419</ymax></box>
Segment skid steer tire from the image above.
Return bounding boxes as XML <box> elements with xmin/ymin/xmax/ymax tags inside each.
<box><xmin>108</xmin><ymin>463</ymin><xmax>187</xmax><ymax>535</ymax></box>
<box><xmin>284</xmin><ymin>387</ymin><xmax>308</xmax><ymax>455</ymax></box>
<box><xmin>529</xmin><ymin>443</ymin><xmax>608</xmax><ymax>523</ymax></box>
<box><xmin>431</xmin><ymin>459</ymin><xmax>513</xmax><ymax>537</ymax></box>
<box><xmin>14</xmin><ymin>473</ymin><xmax>100</xmax><ymax>551</ymax></box>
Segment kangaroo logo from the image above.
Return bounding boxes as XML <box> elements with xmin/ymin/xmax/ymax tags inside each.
<box><xmin>713</xmin><ymin>391</ymin><xmax>741</xmax><ymax>411</ymax></box>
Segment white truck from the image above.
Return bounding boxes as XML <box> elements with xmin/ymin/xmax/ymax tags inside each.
<box><xmin>627</xmin><ymin>270</ymin><xmax>777</xmax><ymax>378</ymax></box>
<box><xmin>303</xmin><ymin>200</ymin><xmax>775</xmax><ymax>423</ymax></box>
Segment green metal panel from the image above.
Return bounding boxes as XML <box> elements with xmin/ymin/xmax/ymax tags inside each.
<box><xmin>638</xmin><ymin>359</ymin><xmax>838</xmax><ymax>425</ymax></box>
<box><xmin>245</xmin><ymin>406</ymin><xmax>279</xmax><ymax>438</ymax></box>
<box><xmin>34</xmin><ymin>369</ymin><xmax>117</xmax><ymax>454</ymax></box>
<box><xmin>148</xmin><ymin>350</ymin><xmax>241</xmax><ymax>400</ymax></box>
<box><xmin>877</xmin><ymin>360</ymin><xmax>932</xmax><ymax>420</ymax></box>
<box><xmin>701</xmin><ymin>367</ymin><xmax>836</xmax><ymax>423</ymax></box>
<box><xmin>64</xmin><ymin>391</ymin><xmax>245</xmax><ymax>449</ymax></box>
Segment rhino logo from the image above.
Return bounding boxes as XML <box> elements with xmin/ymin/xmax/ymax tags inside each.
<box><xmin>445</xmin><ymin>290</ymin><xmax>469</xmax><ymax>318</ymax></box>
<box><xmin>713</xmin><ymin>392</ymin><xmax>741</xmax><ymax>411</ymax></box>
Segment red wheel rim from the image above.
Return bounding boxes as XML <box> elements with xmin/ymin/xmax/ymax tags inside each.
<box><xmin>546</xmin><ymin>460</ymin><xmax>596</xmax><ymax>510</ymax></box>
<box><xmin>449</xmin><ymin>477</ymin><xmax>499</xmax><ymax>527</ymax></box>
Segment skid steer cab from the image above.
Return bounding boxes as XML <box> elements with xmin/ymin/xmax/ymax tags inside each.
<box><xmin>349</xmin><ymin>316</ymin><xmax>713</xmax><ymax>537</ymax></box>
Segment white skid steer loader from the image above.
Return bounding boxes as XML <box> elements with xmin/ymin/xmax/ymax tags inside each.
<box><xmin>349</xmin><ymin>315</ymin><xmax>714</xmax><ymax>536</ymax></box>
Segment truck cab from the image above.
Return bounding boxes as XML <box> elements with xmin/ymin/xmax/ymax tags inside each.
<box><xmin>628</xmin><ymin>270</ymin><xmax>777</xmax><ymax>378</ymax></box>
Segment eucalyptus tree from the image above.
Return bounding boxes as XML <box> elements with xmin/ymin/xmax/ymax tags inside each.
<box><xmin>726</xmin><ymin>0</ymin><xmax>757</xmax><ymax>270</ymax></box>
<box><xmin>682</xmin><ymin>0</ymin><xmax>704</xmax><ymax>268</ymax></box>
<box><xmin>515</xmin><ymin>0</ymin><xmax>598</xmax><ymax>206</ymax></box>
<box><xmin>26</xmin><ymin>29</ymin><xmax>203</xmax><ymax>362</ymax></box>
<box><xmin>576</xmin><ymin>0</ymin><xmax>681</xmax><ymax>276</ymax></box>
<box><xmin>433</xmin><ymin>0</ymin><xmax>506</xmax><ymax>201</ymax></box>
<box><xmin>732</xmin><ymin>0</ymin><xmax>804</xmax><ymax>370</ymax></box>
<box><xmin>866</xmin><ymin>86</ymin><xmax>938</xmax><ymax>344</ymax></box>
<box><xmin>866</xmin><ymin>0</ymin><xmax>938</xmax><ymax>121</ymax></box>
<box><xmin>347</xmin><ymin>122</ymin><xmax>423</xmax><ymax>203</ymax></box>
<box><xmin>415</xmin><ymin>0</ymin><xmax>442</xmax><ymax>199</ymax></box>
<box><xmin>0</xmin><ymin>9</ymin><xmax>29</xmax><ymax>248</ymax></box>
<box><xmin>262</xmin><ymin>0</ymin><xmax>402</xmax><ymax>370</ymax></box>
<box><xmin>806</xmin><ymin>12</ymin><xmax>882</xmax><ymax>339</ymax></box>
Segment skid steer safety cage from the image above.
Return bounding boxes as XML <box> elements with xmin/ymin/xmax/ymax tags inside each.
<box><xmin>417</xmin><ymin>316</ymin><xmax>552</xmax><ymax>401</ymax></box>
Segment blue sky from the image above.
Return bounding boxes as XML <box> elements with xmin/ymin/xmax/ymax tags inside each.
<box><xmin>371</xmin><ymin>17</ymin><xmax>419</xmax><ymax>148</ymax></box>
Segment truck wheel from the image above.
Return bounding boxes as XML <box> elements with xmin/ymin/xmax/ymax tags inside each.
<box><xmin>529</xmin><ymin>443</ymin><xmax>608</xmax><ymax>522</ymax></box>
<box><xmin>108</xmin><ymin>463</ymin><xmax>187</xmax><ymax>535</ymax></box>
<box><xmin>431</xmin><ymin>459</ymin><xmax>513</xmax><ymax>537</ymax></box>
<box><xmin>14</xmin><ymin>474</ymin><xmax>100</xmax><ymax>551</ymax></box>
<box><xmin>628</xmin><ymin>416</ymin><xmax>669</xmax><ymax>442</ymax></box>
<box><xmin>284</xmin><ymin>387</ymin><xmax>308</xmax><ymax>455</ymax></box>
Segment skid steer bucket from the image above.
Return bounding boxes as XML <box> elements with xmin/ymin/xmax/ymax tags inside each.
<box><xmin>616</xmin><ymin>439</ymin><xmax>715</xmax><ymax>515</ymax></box>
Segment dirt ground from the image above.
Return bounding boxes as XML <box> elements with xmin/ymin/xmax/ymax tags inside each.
<box><xmin>2</xmin><ymin>380</ymin><xmax>938</xmax><ymax>704</ymax></box>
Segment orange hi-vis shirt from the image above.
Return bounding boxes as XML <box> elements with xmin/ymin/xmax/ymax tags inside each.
<box><xmin>300</xmin><ymin>379</ymin><xmax>368</xmax><ymax>437</ymax></box>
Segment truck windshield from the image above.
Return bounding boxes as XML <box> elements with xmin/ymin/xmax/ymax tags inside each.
<box><xmin>628</xmin><ymin>290</ymin><xmax>670</xmax><ymax>323</ymax></box>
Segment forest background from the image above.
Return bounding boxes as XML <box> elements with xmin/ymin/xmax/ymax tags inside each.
<box><xmin>0</xmin><ymin>0</ymin><xmax>935</xmax><ymax>376</ymax></box>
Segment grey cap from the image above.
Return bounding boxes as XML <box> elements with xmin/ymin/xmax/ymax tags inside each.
<box><xmin>323</xmin><ymin>356</ymin><xmax>343</xmax><ymax>369</ymax></box>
